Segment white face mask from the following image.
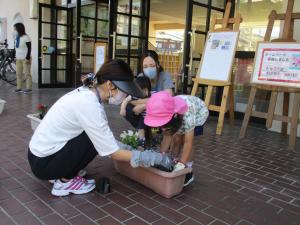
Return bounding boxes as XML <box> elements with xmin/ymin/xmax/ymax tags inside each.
<box><xmin>108</xmin><ymin>86</ymin><xmax>126</xmax><ymax>105</ymax></box>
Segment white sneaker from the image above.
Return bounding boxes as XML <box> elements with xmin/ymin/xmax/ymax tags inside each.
<box><xmin>49</xmin><ymin>170</ymin><xmax>88</xmax><ymax>184</ymax></box>
<box><xmin>51</xmin><ymin>176</ymin><xmax>95</xmax><ymax>197</ymax></box>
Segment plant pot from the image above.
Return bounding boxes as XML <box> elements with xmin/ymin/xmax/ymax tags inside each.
<box><xmin>0</xmin><ymin>99</ymin><xmax>6</xmax><ymax>115</ymax></box>
<box><xmin>27</xmin><ymin>113</ymin><xmax>41</xmax><ymax>131</ymax></box>
<box><xmin>113</xmin><ymin>160</ymin><xmax>192</xmax><ymax>198</ymax></box>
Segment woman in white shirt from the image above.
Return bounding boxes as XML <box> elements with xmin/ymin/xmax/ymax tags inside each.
<box><xmin>28</xmin><ymin>59</ymin><xmax>172</xmax><ymax>196</ymax></box>
<box><xmin>13</xmin><ymin>23</ymin><xmax>32</xmax><ymax>93</ymax></box>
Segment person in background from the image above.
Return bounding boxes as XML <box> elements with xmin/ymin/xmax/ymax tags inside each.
<box><xmin>122</xmin><ymin>50</ymin><xmax>174</xmax><ymax>145</ymax></box>
<box><xmin>120</xmin><ymin>76</ymin><xmax>151</xmax><ymax>146</ymax></box>
<box><xmin>144</xmin><ymin>91</ymin><xmax>209</xmax><ymax>187</ymax></box>
<box><xmin>28</xmin><ymin>59</ymin><xmax>172</xmax><ymax>197</ymax></box>
<box><xmin>13</xmin><ymin>23</ymin><xmax>32</xmax><ymax>94</ymax></box>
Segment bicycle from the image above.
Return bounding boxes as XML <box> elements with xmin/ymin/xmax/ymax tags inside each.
<box><xmin>0</xmin><ymin>42</ymin><xmax>17</xmax><ymax>86</ymax></box>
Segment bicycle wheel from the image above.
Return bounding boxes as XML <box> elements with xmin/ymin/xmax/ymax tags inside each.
<box><xmin>3</xmin><ymin>60</ymin><xmax>16</xmax><ymax>86</ymax></box>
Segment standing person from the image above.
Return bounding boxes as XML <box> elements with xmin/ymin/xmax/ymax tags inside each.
<box><xmin>13</xmin><ymin>23</ymin><xmax>32</xmax><ymax>93</ymax></box>
<box><xmin>144</xmin><ymin>91</ymin><xmax>209</xmax><ymax>186</ymax></box>
<box><xmin>28</xmin><ymin>59</ymin><xmax>172</xmax><ymax>197</ymax></box>
<box><xmin>122</xmin><ymin>50</ymin><xmax>174</xmax><ymax>144</ymax></box>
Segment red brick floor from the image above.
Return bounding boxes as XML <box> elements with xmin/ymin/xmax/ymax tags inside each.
<box><xmin>0</xmin><ymin>82</ymin><xmax>299</xmax><ymax>225</ymax></box>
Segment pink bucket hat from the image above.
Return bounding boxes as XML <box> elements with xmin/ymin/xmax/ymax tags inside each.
<box><xmin>144</xmin><ymin>91</ymin><xmax>188</xmax><ymax>127</ymax></box>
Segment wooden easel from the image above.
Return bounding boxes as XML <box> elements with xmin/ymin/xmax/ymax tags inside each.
<box><xmin>191</xmin><ymin>2</ymin><xmax>242</xmax><ymax>135</ymax></box>
<box><xmin>239</xmin><ymin>0</ymin><xmax>300</xmax><ymax>150</ymax></box>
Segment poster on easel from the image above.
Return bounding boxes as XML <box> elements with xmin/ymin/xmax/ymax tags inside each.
<box><xmin>197</xmin><ymin>31</ymin><xmax>239</xmax><ymax>82</ymax></box>
<box><xmin>94</xmin><ymin>42</ymin><xmax>107</xmax><ymax>74</ymax></box>
<box><xmin>251</xmin><ymin>42</ymin><xmax>300</xmax><ymax>88</ymax></box>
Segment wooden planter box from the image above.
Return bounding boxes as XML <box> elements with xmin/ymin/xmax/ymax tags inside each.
<box><xmin>113</xmin><ymin>160</ymin><xmax>192</xmax><ymax>198</ymax></box>
<box><xmin>0</xmin><ymin>99</ymin><xmax>6</xmax><ymax>115</ymax></box>
<box><xmin>27</xmin><ymin>113</ymin><xmax>41</xmax><ymax>131</ymax></box>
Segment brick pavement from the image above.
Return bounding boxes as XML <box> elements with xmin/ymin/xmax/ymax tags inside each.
<box><xmin>0</xmin><ymin>82</ymin><xmax>299</xmax><ymax>225</ymax></box>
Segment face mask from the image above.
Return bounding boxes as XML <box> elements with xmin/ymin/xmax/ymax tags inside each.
<box><xmin>143</xmin><ymin>67</ymin><xmax>157</xmax><ymax>79</ymax></box>
<box><xmin>107</xmin><ymin>85</ymin><xmax>126</xmax><ymax>105</ymax></box>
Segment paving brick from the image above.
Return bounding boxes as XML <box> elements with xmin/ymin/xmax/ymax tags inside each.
<box><xmin>25</xmin><ymin>199</ymin><xmax>53</xmax><ymax>218</ymax></box>
<box><xmin>204</xmin><ymin>207</ymin><xmax>240</xmax><ymax>225</ymax></box>
<box><xmin>41</xmin><ymin>213</ymin><xmax>70</xmax><ymax>225</ymax></box>
<box><xmin>152</xmin><ymin>218</ymin><xmax>175</xmax><ymax>225</ymax></box>
<box><xmin>0</xmin><ymin>197</ymin><xmax>27</xmax><ymax>216</ymax></box>
<box><xmin>0</xmin><ymin>210</ymin><xmax>15</xmax><ymax>225</ymax></box>
<box><xmin>127</xmin><ymin>204</ymin><xmax>161</xmax><ymax>223</ymax></box>
<box><xmin>153</xmin><ymin>195</ymin><xmax>185</xmax><ymax>210</ymax></box>
<box><xmin>179</xmin><ymin>206</ymin><xmax>214</xmax><ymax>224</ymax></box>
<box><xmin>68</xmin><ymin>215</ymin><xmax>96</xmax><ymax>225</ymax></box>
<box><xmin>106</xmin><ymin>192</ymin><xmax>135</xmax><ymax>208</ymax></box>
<box><xmin>13</xmin><ymin>211</ymin><xmax>42</xmax><ymax>225</ymax></box>
<box><xmin>234</xmin><ymin>179</ymin><xmax>263</xmax><ymax>192</ymax></box>
<box><xmin>102</xmin><ymin>203</ymin><xmax>133</xmax><ymax>221</ymax></box>
<box><xmin>175</xmin><ymin>194</ymin><xmax>208</xmax><ymax>211</ymax></box>
<box><xmin>124</xmin><ymin>217</ymin><xmax>149</xmax><ymax>225</ymax></box>
<box><xmin>270</xmin><ymin>199</ymin><xmax>300</xmax><ymax>214</ymax></box>
<box><xmin>129</xmin><ymin>193</ymin><xmax>160</xmax><ymax>209</ymax></box>
<box><xmin>96</xmin><ymin>216</ymin><xmax>123</xmax><ymax>225</ymax></box>
<box><xmin>75</xmin><ymin>202</ymin><xmax>106</xmax><ymax>220</ymax></box>
<box><xmin>10</xmin><ymin>188</ymin><xmax>37</xmax><ymax>203</ymax></box>
<box><xmin>262</xmin><ymin>189</ymin><xmax>294</xmax><ymax>202</ymax></box>
<box><xmin>153</xmin><ymin>205</ymin><xmax>186</xmax><ymax>224</ymax></box>
<box><xmin>180</xmin><ymin>218</ymin><xmax>203</xmax><ymax>225</ymax></box>
<box><xmin>238</xmin><ymin>188</ymin><xmax>271</xmax><ymax>202</ymax></box>
<box><xmin>49</xmin><ymin>200</ymin><xmax>80</xmax><ymax>219</ymax></box>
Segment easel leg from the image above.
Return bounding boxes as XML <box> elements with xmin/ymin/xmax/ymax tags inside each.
<box><xmin>229</xmin><ymin>85</ymin><xmax>234</xmax><ymax>126</ymax></box>
<box><xmin>191</xmin><ymin>82</ymin><xmax>199</xmax><ymax>96</ymax></box>
<box><xmin>205</xmin><ymin>86</ymin><xmax>213</xmax><ymax>106</ymax></box>
<box><xmin>288</xmin><ymin>93</ymin><xmax>300</xmax><ymax>151</ymax></box>
<box><xmin>281</xmin><ymin>93</ymin><xmax>290</xmax><ymax>134</ymax></box>
<box><xmin>240</xmin><ymin>86</ymin><xmax>257</xmax><ymax>138</ymax></box>
<box><xmin>216</xmin><ymin>86</ymin><xmax>229</xmax><ymax>135</ymax></box>
<box><xmin>266</xmin><ymin>91</ymin><xmax>278</xmax><ymax>129</ymax></box>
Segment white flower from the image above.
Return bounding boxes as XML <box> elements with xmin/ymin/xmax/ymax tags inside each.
<box><xmin>120</xmin><ymin>133</ymin><xmax>126</xmax><ymax>139</ymax></box>
<box><xmin>128</xmin><ymin>130</ymin><xmax>134</xmax><ymax>136</ymax></box>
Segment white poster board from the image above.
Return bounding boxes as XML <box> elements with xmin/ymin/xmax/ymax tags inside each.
<box><xmin>94</xmin><ymin>42</ymin><xmax>107</xmax><ymax>74</ymax></box>
<box><xmin>251</xmin><ymin>42</ymin><xmax>300</xmax><ymax>88</ymax></box>
<box><xmin>197</xmin><ymin>31</ymin><xmax>239</xmax><ymax>82</ymax></box>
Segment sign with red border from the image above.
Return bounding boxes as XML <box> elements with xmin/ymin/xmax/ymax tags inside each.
<box><xmin>252</xmin><ymin>42</ymin><xmax>300</xmax><ymax>88</ymax></box>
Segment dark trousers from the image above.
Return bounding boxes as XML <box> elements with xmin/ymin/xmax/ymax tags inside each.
<box><xmin>28</xmin><ymin>132</ymin><xmax>97</xmax><ymax>180</ymax></box>
<box><xmin>125</xmin><ymin>103</ymin><xmax>146</xmax><ymax>129</ymax></box>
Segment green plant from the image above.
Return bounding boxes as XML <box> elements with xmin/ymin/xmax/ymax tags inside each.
<box><xmin>120</xmin><ymin>130</ymin><xmax>139</xmax><ymax>149</ymax></box>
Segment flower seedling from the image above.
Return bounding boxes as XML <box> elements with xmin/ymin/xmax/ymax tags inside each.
<box><xmin>37</xmin><ymin>104</ymin><xmax>48</xmax><ymax>119</ymax></box>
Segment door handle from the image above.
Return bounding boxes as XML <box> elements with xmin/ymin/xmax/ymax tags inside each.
<box><xmin>188</xmin><ymin>28</ymin><xmax>196</xmax><ymax>73</ymax></box>
<box><xmin>77</xmin><ymin>33</ymin><xmax>82</xmax><ymax>63</ymax></box>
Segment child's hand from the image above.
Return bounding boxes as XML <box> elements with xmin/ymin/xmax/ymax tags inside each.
<box><xmin>173</xmin><ymin>162</ymin><xmax>185</xmax><ymax>172</ymax></box>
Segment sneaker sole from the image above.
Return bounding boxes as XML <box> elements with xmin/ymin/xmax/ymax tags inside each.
<box><xmin>51</xmin><ymin>184</ymin><xmax>96</xmax><ymax>197</ymax></box>
<box><xmin>49</xmin><ymin>179</ymin><xmax>95</xmax><ymax>185</ymax></box>
<box><xmin>183</xmin><ymin>176</ymin><xmax>194</xmax><ymax>187</ymax></box>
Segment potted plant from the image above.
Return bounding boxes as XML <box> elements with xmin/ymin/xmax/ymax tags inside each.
<box><xmin>0</xmin><ymin>99</ymin><xmax>6</xmax><ymax>115</ymax></box>
<box><xmin>113</xmin><ymin>130</ymin><xmax>192</xmax><ymax>198</ymax></box>
<box><xmin>27</xmin><ymin>104</ymin><xmax>48</xmax><ymax>131</ymax></box>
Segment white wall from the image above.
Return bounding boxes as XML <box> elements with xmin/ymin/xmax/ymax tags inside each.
<box><xmin>0</xmin><ymin>0</ymin><xmax>38</xmax><ymax>83</ymax></box>
<box><xmin>269</xmin><ymin>0</ymin><xmax>300</xmax><ymax>137</ymax></box>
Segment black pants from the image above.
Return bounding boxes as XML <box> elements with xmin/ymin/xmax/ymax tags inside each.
<box><xmin>28</xmin><ymin>132</ymin><xmax>97</xmax><ymax>180</ymax></box>
<box><xmin>125</xmin><ymin>103</ymin><xmax>146</xmax><ymax>129</ymax></box>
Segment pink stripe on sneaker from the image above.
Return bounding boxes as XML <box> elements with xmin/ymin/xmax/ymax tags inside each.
<box><xmin>65</xmin><ymin>179</ymin><xmax>79</xmax><ymax>190</ymax></box>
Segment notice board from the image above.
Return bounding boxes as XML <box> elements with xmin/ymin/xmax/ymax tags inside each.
<box><xmin>251</xmin><ymin>42</ymin><xmax>300</xmax><ymax>88</ymax></box>
<box><xmin>94</xmin><ymin>42</ymin><xmax>107</xmax><ymax>74</ymax></box>
<box><xmin>197</xmin><ymin>31</ymin><xmax>239</xmax><ymax>82</ymax></box>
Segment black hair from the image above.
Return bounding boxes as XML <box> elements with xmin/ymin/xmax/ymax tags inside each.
<box><xmin>161</xmin><ymin>114</ymin><xmax>183</xmax><ymax>135</ymax></box>
<box><xmin>141</xmin><ymin>50</ymin><xmax>164</xmax><ymax>74</ymax></box>
<box><xmin>95</xmin><ymin>59</ymin><xmax>133</xmax><ymax>85</ymax></box>
<box><xmin>136</xmin><ymin>76</ymin><xmax>151</xmax><ymax>97</ymax></box>
<box><xmin>14</xmin><ymin>23</ymin><xmax>26</xmax><ymax>36</ymax></box>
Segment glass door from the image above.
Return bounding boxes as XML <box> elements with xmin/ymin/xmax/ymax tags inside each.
<box><xmin>182</xmin><ymin>0</ymin><xmax>227</xmax><ymax>93</ymax></box>
<box><xmin>109</xmin><ymin>0</ymin><xmax>150</xmax><ymax>75</ymax></box>
<box><xmin>38</xmin><ymin>3</ymin><xmax>73</xmax><ymax>88</ymax></box>
<box><xmin>75</xmin><ymin>0</ymin><xmax>109</xmax><ymax>86</ymax></box>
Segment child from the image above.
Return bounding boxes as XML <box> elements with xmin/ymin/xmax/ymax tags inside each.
<box><xmin>120</xmin><ymin>76</ymin><xmax>151</xmax><ymax>146</ymax></box>
<box><xmin>144</xmin><ymin>91</ymin><xmax>209</xmax><ymax>186</ymax></box>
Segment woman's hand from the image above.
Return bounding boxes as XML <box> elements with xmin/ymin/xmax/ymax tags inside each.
<box><xmin>25</xmin><ymin>58</ymin><xmax>31</xmax><ymax>64</ymax></box>
<box><xmin>130</xmin><ymin>98</ymin><xmax>148</xmax><ymax>106</ymax></box>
